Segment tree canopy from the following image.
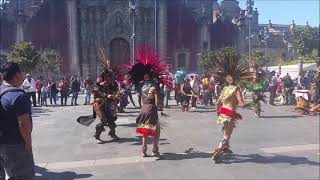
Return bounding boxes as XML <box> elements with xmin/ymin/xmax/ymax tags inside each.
<box><xmin>8</xmin><ymin>42</ymin><xmax>40</xmax><ymax>73</ymax></box>
<box><xmin>293</xmin><ymin>26</ymin><xmax>320</xmax><ymax>57</ymax></box>
<box><xmin>38</xmin><ymin>48</ymin><xmax>62</xmax><ymax>75</ymax></box>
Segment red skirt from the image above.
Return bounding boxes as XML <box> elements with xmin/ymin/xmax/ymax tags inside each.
<box><xmin>219</xmin><ymin>107</ymin><xmax>242</xmax><ymax>120</ymax></box>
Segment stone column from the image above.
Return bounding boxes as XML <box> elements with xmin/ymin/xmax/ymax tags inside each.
<box><xmin>80</xmin><ymin>8</ymin><xmax>89</xmax><ymax>76</ymax></box>
<box><xmin>16</xmin><ymin>23</ymin><xmax>25</xmax><ymax>43</ymax></box>
<box><xmin>158</xmin><ymin>0</ymin><xmax>167</xmax><ymax>55</ymax></box>
<box><xmin>67</xmin><ymin>0</ymin><xmax>80</xmax><ymax>76</ymax></box>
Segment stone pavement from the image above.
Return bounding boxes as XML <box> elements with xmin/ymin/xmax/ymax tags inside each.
<box><xmin>30</xmin><ymin>95</ymin><xmax>319</xmax><ymax>179</ymax></box>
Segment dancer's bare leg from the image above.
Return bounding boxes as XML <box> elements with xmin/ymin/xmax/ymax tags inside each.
<box><xmin>219</xmin><ymin>121</ymin><xmax>235</xmax><ymax>148</ymax></box>
<box><xmin>141</xmin><ymin>135</ymin><xmax>148</xmax><ymax>157</ymax></box>
<box><xmin>213</xmin><ymin>120</ymin><xmax>235</xmax><ymax>162</ymax></box>
<box><xmin>152</xmin><ymin>122</ymin><xmax>161</xmax><ymax>157</ymax></box>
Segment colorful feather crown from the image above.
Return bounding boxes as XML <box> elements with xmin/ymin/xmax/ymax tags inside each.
<box><xmin>129</xmin><ymin>45</ymin><xmax>172</xmax><ymax>88</ymax></box>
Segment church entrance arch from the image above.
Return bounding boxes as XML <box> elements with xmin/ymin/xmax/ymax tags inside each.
<box><xmin>110</xmin><ymin>38</ymin><xmax>130</xmax><ymax>64</ymax></box>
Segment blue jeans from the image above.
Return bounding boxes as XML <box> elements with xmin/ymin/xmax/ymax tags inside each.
<box><xmin>50</xmin><ymin>91</ymin><xmax>57</xmax><ymax>105</ymax></box>
<box><xmin>71</xmin><ymin>92</ymin><xmax>79</xmax><ymax>105</ymax></box>
<box><xmin>0</xmin><ymin>144</ymin><xmax>35</xmax><ymax>180</ymax></box>
<box><xmin>84</xmin><ymin>93</ymin><xmax>91</xmax><ymax>105</ymax></box>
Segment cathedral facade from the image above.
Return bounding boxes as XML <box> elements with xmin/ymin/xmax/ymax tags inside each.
<box><xmin>1</xmin><ymin>0</ymin><xmax>262</xmax><ymax>77</ymax></box>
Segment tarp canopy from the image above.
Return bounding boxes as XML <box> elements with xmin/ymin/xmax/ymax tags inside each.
<box><xmin>267</xmin><ymin>63</ymin><xmax>318</xmax><ymax>78</ymax></box>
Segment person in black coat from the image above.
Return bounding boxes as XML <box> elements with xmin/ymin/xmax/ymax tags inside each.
<box><xmin>70</xmin><ymin>75</ymin><xmax>81</xmax><ymax>106</ymax></box>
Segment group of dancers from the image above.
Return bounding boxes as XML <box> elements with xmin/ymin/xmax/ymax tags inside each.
<box><xmin>77</xmin><ymin>46</ymin><xmax>267</xmax><ymax>163</ymax></box>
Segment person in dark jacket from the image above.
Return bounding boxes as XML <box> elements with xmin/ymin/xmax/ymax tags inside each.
<box><xmin>59</xmin><ymin>77</ymin><xmax>70</xmax><ymax>106</ymax></box>
<box><xmin>70</xmin><ymin>75</ymin><xmax>81</xmax><ymax>106</ymax></box>
<box><xmin>48</xmin><ymin>78</ymin><xmax>58</xmax><ymax>106</ymax></box>
<box><xmin>284</xmin><ymin>73</ymin><xmax>294</xmax><ymax>105</ymax></box>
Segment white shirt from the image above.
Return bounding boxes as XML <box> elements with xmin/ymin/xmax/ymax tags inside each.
<box><xmin>23</xmin><ymin>78</ymin><xmax>36</xmax><ymax>93</ymax></box>
<box><xmin>190</xmin><ymin>79</ymin><xmax>200</xmax><ymax>94</ymax></box>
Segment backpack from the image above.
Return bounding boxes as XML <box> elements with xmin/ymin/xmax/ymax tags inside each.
<box><xmin>0</xmin><ymin>88</ymin><xmax>26</xmax><ymax>119</ymax></box>
<box><xmin>0</xmin><ymin>88</ymin><xmax>26</xmax><ymax>138</ymax></box>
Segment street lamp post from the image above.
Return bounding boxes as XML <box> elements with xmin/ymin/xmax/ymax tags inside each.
<box><xmin>246</xmin><ymin>0</ymin><xmax>254</xmax><ymax>63</ymax></box>
<box><xmin>261</xmin><ymin>39</ymin><xmax>268</xmax><ymax>70</ymax></box>
<box><xmin>154</xmin><ymin>0</ymin><xmax>157</xmax><ymax>49</ymax></box>
<box><xmin>129</xmin><ymin>0</ymin><xmax>136</xmax><ymax>65</ymax></box>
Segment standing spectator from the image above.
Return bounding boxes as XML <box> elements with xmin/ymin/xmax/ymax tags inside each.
<box><xmin>191</xmin><ymin>75</ymin><xmax>200</xmax><ymax>107</ymax></box>
<box><xmin>0</xmin><ymin>62</ymin><xmax>35</xmax><ymax>179</ymax></box>
<box><xmin>35</xmin><ymin>76</ymin><xmax>45</xmax><ymax>105</ymax></box>
<box><xmin>164</xmin><ymin>82</ymin><xmax>172</xmax><ymax>108</ymax></box>
<box><xmin>214</xmin><ymin>81</ymin><xmax>223</xmax><ymax>98</ymax></box>
<box><xmin>276</xmin><ymin>74</ymin><xmax>282</xmax><ymax>95</ymax></box>
<box><xmin>269</xmin><ymin>71</ymin><xmax>277</xmax><ymax>105</ymax></box>
<box><xmin>48</xmin><ymin>78</ymin><xmax>58</xmax><ymax>106</ymax></box>
<box><xmin>297</xmin><ymin>72</ymin><xmax>303</xmax><ymax>90</ymax></box>
<box><xmin>123</xmin><ymin>75</ymin><xmax>136</xmax><ymax>107</ymax></box>
<box><xmin>83</xmin><ymin>75</ymin><xmax>93</xmax><ymax>105</ymax></box>
<box><xmin>303</xmin><ymin>71</ymin><xmax>315</xmax><ymax>90</ymax></box>
<box><xmin>23</xmin><ymin>74</ymin><xmax>37</xmax><ymax>107</ymax></box>
<box><xmin>209</xmin><ymin>76</ymin><xmax>215</xmax><ymax>106</ymax></box>
<box><xmin>41</xmin><ymin>85</ymin><xmax>48</xmax><ymax>107</ymax></box>
<box><xmin>136</xmin><ymin>82</ymin><xmax>143</xmax><ymax>108</ymax></box>
<box><xmin>59</xmin><ymin>77</ymin><xmax>70</xmax><ymax>106</ymax></box>
<box><xmin>284</xmin><ymin>73</ymin><xmax>294</xmax><ymax>105</ymax></box>
<box><xmin>70</xmin><ymin>75</ymin><xmax>80</xmax><ymax>106</ymax></box>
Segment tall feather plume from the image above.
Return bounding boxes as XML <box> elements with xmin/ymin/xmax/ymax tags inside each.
<box><xmin>209</xmin><ymin>47</ymin><xmax>252</xmax><ymax>84</ymax></box>
<box><xmin>98</xmin><ymin>47</ymin><xmax>126</xmax><ymax>82</ymax></box>
<box><xmin>99</xmin><ymin>47</ymin><xmax>110</xmax><ymax>71</ymax></box>
<box><xmin>129</xmin><ymin>45</ymin><xmax>172</xmax><ymax>88</ymax></box>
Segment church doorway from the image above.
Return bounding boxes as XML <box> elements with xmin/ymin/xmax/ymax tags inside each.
<box><xmin>110</xmin><ymin>38</ymin><xmax>130</xmax><ymax>64</ymax></box>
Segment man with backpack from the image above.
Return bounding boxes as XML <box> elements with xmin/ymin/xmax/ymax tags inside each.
<box><xmin>0</xmin><ymin>62</ymin><xmax>35</xmax><ymax>180</ymax></box>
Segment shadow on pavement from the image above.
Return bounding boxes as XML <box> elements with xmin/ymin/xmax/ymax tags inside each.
<box><xmin>188</xmin><ymin>109</ymin><xmax>216</xmax><ymax>113</ymax></box>
<box><xmin>222</xmin><ymin>154</ymin><xmax>320</xmax><ymax>166</ymax></box>
<box><xmin>260</xmin><ymin>115</ymin><xmax>302</xmax><ymax>119</ymax></box>
<box><xmin>117</xmin><ymin>123</ymin><xmax>136</xmax><ymax>127</ymax></box>
<box><xmin>161</xmin><ymin>148</ymin><xmax>212</xmax><ymax>160</ymax></box>
<box><xmin>97</xmin><ymin>137</ymin><xmax>168</xmax><ymax>146</ymax></box>
<box><xmin>35</xmin><ymin>166</ymin><xmax>92</xmax><ymax>180</ymax></box>
<box><xmin>32</xmin><ymin>107</ymin><xmax>53</xmax><ymax>118</ymax></box>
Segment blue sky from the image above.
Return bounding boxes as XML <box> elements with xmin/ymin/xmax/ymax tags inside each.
<box><xmin>237</xmin><ymin>0</ymin><xmax>320</xmax><ymax>26</ymax></box>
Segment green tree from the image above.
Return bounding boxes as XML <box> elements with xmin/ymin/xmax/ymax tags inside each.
<box><xmin>0</xmin><ymin>54</ymin><xmax>7</xmax><ymax>66</ymax></box>
<box><xmin>38</xmin><ymin>48</ymin><xmax>62</xmax><ymax>76</ymax></box>
<box><xmin>199</xmin><ymin>49</ymin><xmax>217</xmax><ymax>71</ymax></box>
<box><xmin>241</xmin><ymin>50</ymin><xmax>267</xmax><ymax>67</ymax></box>
<box><xmin>293</xmin><ymin>26</ymin><xmax>320</xmax><ymax>57</ymax></box>
<box><xmin>305</xmin><ymin>49</ymin><xmax>320</xmax><ymax>66</ymax></box>
<box><xmin>8</xmin><ymin>42</ymin><xmax>40</xmax><ymax>73</ymax></box>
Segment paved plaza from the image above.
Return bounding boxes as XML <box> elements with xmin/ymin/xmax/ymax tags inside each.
<box><xmin>31</xmin><ymin>95</ymin><xmax>319</xmax><ymax>179</ymax></box>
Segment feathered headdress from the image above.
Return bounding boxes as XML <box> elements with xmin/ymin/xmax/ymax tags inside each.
<box><xmin>209</xmin><ymin>47</ymin><xmax>252</xmax><ymax>84</ymax></box>
<box><xmin>98</xmin><ymin>48</ymin><xmax>126</xmax><ymax>82</ymax></box>
<box><xmin>129</xmin><ymin>45</ymin><xmax>172</xmax><ymax>88</ymax></box>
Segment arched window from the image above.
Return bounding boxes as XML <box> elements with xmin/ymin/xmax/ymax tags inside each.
<box><xmin>110</xmin><ymin>38</ymin><xmax>130</xmax><ymax>64</ymax></box>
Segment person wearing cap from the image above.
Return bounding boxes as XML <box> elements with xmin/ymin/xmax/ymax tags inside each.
<box><xmin>23</xmin><ymin>74</ymin><xmax>37</xmax><ymax>107</ymax></box>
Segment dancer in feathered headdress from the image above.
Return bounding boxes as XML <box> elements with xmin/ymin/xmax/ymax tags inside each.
<box><xmin>77</xmin><ymin>48</ymin><xmax>120</xmax><ymax>143</ymax></box>
<box><xmin>128</xmin><ymin>46</ymin><xmax>171</xmax><ymax>158</ymax></box>
<box><xmin>208</xmin><ymin>47</ymin><xmax>252</xmax><ymax>163</ymax></box>
<box><xmin>243</xmin><ymin>58</ymin><xmax>268</xmax><ymax>117</ymax></box>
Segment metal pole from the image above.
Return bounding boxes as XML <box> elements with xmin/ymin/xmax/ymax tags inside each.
<box><xmin>266</xmin><ymin>42</ymin><xmax>268</xmax><ymax>71</ymax></box>
<box><xmin>248</xmin><ymin>17</ymin><xmax>251</xmax><ymax>63</ymax></box>
<box><xmin>132</xmin><ymin>10</ymin><xmax>135</xmax><ymax>65</ymax></box>
<box><xmin>154</xmin><ymin>0</ymin><xmax>157</xmax><ymax>49</ymax></box>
